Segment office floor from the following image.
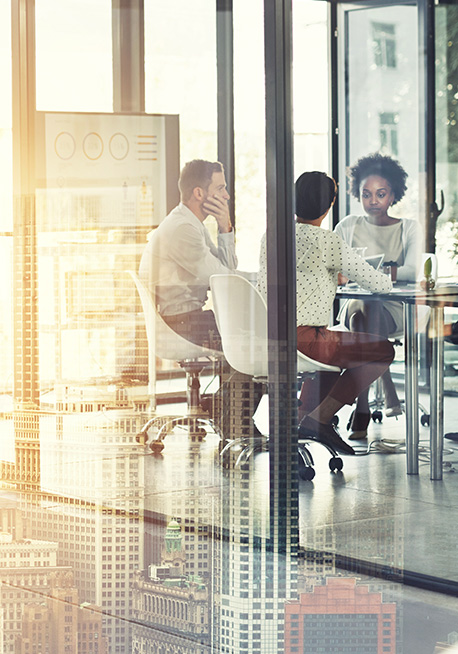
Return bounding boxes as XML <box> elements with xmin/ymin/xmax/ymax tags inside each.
<box><xmin>148</xmin><ymin>384</ymin><xmax>458</xmax><ymax>652</ymax></box>
<box><xmin>295</xmin><ymin>394</ymin><xmax>458</xmax><ymax>653</ymax></box>
<box><xmin>2</xmin><ymin>378</ymin><xmax>458</xmax><ymax>653</ymax></box>
<box><xmin>152</xmin><ymin>377</ymin><xmax>458</xmax><ymax>584</ymax></box>
<box><xmin>298</xmin><ymin>397</ymin><xmax>458</xmax><ymax>579</ymax></box>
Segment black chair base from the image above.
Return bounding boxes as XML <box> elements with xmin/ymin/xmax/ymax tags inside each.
<box><xmin>220</xmin><ymin>434</ymin><xmax>343</xmax><ymax>479</ymax></box>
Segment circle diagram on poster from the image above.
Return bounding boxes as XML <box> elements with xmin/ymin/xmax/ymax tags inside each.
<box><xmin>54</xmin><ymin>132</ymin><xmax>76</xmax><ymax>160</ymax></box>
<box><xmin>109</xmin><ymin>133</ymin><xmax>129</xmax><ymax>160</ymax></box>
<box><xmin>83</xmin><ymin>132</ymin><xmax>104</xmax><ymax>160</ymax></box>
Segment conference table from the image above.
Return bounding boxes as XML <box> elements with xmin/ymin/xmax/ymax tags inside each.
<box><xmin>337</xmin><ymin>282</ymin><xmax>458</xmax><ymax>480</ymax></box>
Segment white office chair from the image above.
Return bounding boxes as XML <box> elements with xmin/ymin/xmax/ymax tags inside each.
<box><xmin>368</xmin><ymin>253</ymin><xmax>437</xmax><ymax>425</ymax></box>
<box><xmin>128</xmin><ymin>271</ymin><xmax>223</xmax><ymax>452</ymax></box>
<box><xmin>210</xmin><ymin>273</ymin><xmax>343</xmax><ymax>480</ymax></box>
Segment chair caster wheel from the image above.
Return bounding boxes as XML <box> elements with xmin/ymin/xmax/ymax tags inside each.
<box><xmin>372</xmin><ymin>410</ymin><xmax>383</xmax><ymax>423</ymax></box>
<box><xmin>299</xmin><ymin>464</ymin><xmax>315</xmax><ymax>481</ymax></box>
<box><xmin>421</xmin><ymin>414</ymin><xmax>430</xmax><ymax>427</ymax></box>
<box><xmin>150</xmin><ymin>441</ymin><xmax>164</xmax><ymax>454</ymax></box>
<box><xmin>329</xmin><ymin>456</ymin><xmax>343</xmax><ymax>472</ymax></box>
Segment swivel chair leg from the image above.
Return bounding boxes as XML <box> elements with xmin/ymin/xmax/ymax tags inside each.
<box><xmin>298</xmin><ymin>435</ymin><xmax>344</xmax><ymax>473</ymax></box>
<box><xmin>298</xmin><ymin>444</ymin><xmax>315</xmax><ymax>481</ymax></box>
<box><xmin>139</xmin><ymin>363</ymin><xmax>220</xmax><ymax>452</ymax></box>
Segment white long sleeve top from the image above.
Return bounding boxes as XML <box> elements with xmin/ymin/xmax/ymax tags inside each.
<box><xmin>139</xmin><ymin>202</ymin><xmax>237</xmax><ymax>316</ymax></box>
<box><xmin>334</xmin><ymin>214</ymin><xmax>422</xmax><ymax>282</ymax></box>
<box><xmin>257</xmin><ymin>223</ymin><xmax>392</xmax><ymax>327</ymax></box>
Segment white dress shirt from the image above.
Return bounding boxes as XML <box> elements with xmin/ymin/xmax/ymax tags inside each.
<box><xmin>139</xmin><ymin>202</ymin><xmax>237</xmax><ymax>316</ymax></box>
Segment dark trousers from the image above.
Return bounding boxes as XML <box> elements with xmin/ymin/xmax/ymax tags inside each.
<box><xmin>297</xmin><ymin>325</ymin><xmax>394</xmax><ymax>414</ymax></box>
<box><xmin>163</xmin><ymin>309</ymin><xmax>264</xmax><ymax>438</ymax></box>
<box><xmin>163</xmin><ymin>309</ymin><xmax>222</xmax><ymax>350</ymax></box>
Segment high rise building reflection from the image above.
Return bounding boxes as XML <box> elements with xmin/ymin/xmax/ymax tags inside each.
<box><xmin>131</xmin><ymin>518</ymin><xmax>211</xmax><ymax>653</ymax></box>
<box><xmin>299</xmin><ymin>468</ymin><xmax>405</xmax><ymax>650</ymax></box>
<box><xmin>285</xmin><ymin>577</ymin><xmax>396</xmax><ymax>654</ymax></box>
<box><xmin>220</xmin><ymin>445</ymin><xmax>297</xmax><ymax>653</ymax></box>
<box><xmin>7</xmin><ymin>403</ymin><xmax>146</xmax><ymax>654</ymax></box>
<box><xmin>0</xmin><ymin>524</ymin><xmax>107</xmax><ymax>654</ymax></box>
<box><xmin>143</xmin><ymin>431</ymin><xmax>220</xmax><ymax>650</ymax></box>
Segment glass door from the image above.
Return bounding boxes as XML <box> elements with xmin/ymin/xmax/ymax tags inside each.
<box><xmin>435</xmin><ymin>0</ymin><xmax>458</xmax><ymax>389</ymax></box>
<box><xmin>435</xmin><ymin>0</ymin><xmax>458</xmax><ymax>278</ymax></box>
<box><xmin>336</xmin><ymin>0</ymin><xmax>424</xmax><ymax>228</ymax></box>
<box><xmin>334</xmin><ymin>0</ymin><xmax>428</xmax><ymax>388</ymax></box>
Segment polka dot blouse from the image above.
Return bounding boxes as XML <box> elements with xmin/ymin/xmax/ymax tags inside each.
<box><xmin>257</xmin><ymin>223</ymin><xmax>392</xmax><ymax>327</ymax></box>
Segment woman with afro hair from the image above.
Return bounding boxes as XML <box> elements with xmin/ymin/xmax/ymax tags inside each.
<box><xmin>335</xmin><ymin>153</ymin><xmax>422</xmax><ymax>439</ymax></box>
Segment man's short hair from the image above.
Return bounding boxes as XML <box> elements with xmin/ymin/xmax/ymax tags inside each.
<box><xmin>178</xmin><ymin>160</ymin><xmax>224</xmax><ymax>202</ymax></box>
<box><xmin>295</xmin><ymin>171</ymin><xmax>336</xmax><ymax>221</ymax></box>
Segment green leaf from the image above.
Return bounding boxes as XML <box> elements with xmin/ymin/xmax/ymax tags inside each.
<box><xmin>424</xmin><ymin>257</ymin><xmax>432</xmax><ymax>277</ymax></box>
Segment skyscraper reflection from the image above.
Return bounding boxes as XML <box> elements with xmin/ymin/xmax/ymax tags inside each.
<box><xmin>220</xmin><ymin>443</ymin><xmax>297</xmax><ymax>653</ymax></box>
<box><xmin>9</xmin><ymin>404</ymin><xmax>145</xmax><ymax>653</ymax></box>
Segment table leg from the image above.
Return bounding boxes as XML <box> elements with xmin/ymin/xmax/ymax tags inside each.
<box><xmin>405</xmin><ymin>303</ymin><xmax>419</xmax><ymax>474</ymax></box>
<box><xmin>430</xmin><ymin>306</ymin><xmax>444</xmax><ymax>481</ymax></box>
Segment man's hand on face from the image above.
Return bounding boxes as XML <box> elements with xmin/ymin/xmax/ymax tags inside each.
<box><xmin>203</xmin><ymin>194</ymin><xmax>232</xmax><ymax>233</ymax></box>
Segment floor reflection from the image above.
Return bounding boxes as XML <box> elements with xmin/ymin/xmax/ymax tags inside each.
<box><xmin>1</xmin><ymin>391</ymin><xmax>458</xmax><ymax>652</ymax></box>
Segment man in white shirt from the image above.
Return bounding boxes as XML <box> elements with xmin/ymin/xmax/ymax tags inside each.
<box><xmin>139</xmin><ymin>159</ymin><xmax>236</xmax><ymax>346</ymax></box>
<box><xmin>139</xmin><ymin>159</ymin><xmax>263</xmax><ymax>438</ymax></box>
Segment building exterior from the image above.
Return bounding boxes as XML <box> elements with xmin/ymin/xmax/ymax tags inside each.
<box><xmin>0</xmin><ymin>500</ymin><xmax>28</xmax><ymax>541</ymax></box>
<box><xmin>285</xmin><ymin>577</ymin><xmax>396</xmax><ymax>654</ymax></box>
<box><xmin>17</xmin><ymin>588</ymin><xmax>107</xmax><ymax>654</ymax></box>
<box><xmin>17</xmin><ymin>603</ymin><xmax>54</xmax><ymax>654</ymax></box>
<box><xmin>77</xmin><ymin>603</ymin><xmax>108</xmax><ymax>654</ymax></box>
<box><xmin>219</xmin><ymin>449</ymin><xmax>296</xmax><ymax>654</ymax></box>
<box><xmin>0</xmin><ymin>532</ymin><xmax>72</xmax><ymax>654</ymax></box>
<box><xmin>298</xmin><ymin>526</ymin><xmax>337</xmax><ymax>593</ymax></box>
<box><xmin>18</xmin><ymin>403</ymin><xmax>145</xmax><ymax>654</ymax></box>
<box><xmin>0</xmin><ymin>525</ymin><xmax>107</xmax><ymax>654</ymax></box>
<box><xmin>131</xmin><ymin>519</ymin><xmax>211</xmax><ymax>654</ymax></box>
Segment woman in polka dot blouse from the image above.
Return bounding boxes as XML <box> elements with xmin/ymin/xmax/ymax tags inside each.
<box><xmin>257</xmin><ymin>171</ymin><xmax>394</xmax><ymax>455</ymax></box>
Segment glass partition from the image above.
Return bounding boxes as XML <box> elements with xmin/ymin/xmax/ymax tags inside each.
<box><xmin>435</xmin><ymin>0</ymin><xmax>458</xmax><ymax>393</ymax></box>
<box><xmin>4</xmin><ymin>1</ymin><xmax>458</xmax><ymax>654</ymax></box>
<box><xmin>435</xmin><ymin>2</ymin><xmax>458</xmax><ymax>278</ymax></box>
<box><xmin>297</xmin><ymin>5</ymin><xmax>458</xmax><ymax>654</ymax></box>
<box><xmin>338</xmin><ymin>2</ymin><xmax>421</xmax><ymax>224</ymax></box>
<box><xmin>144</xmin><ymin>0</ymin><xmax>218</xmax><ymax>164</ymax></box>
<box><xmin>233</xmin><ymin>0</ymin><xmax>266</xmax><ymax>272</ymax></box>
<box><xmin>0</xmin><ymin>0</ymin><xmax>13</xmax><ymax>407</ymax></box>
<box><xmin>293</xmin><ymin>0</ymin><xmax>330</xmax><ymax>175</ymax></box>
<box><xmin>2</xmin><ymin>2</ymin><xmax>298</xmax><ymax>654</ymax></box>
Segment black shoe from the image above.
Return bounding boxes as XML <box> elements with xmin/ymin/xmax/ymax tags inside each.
<box><xmin>298</xmin><ymin>416</ymin><xmax>356</xmax><ymax>455</ymax></box>
<box><xmin>445</xmin><ymin>432</ymin><xmax>458</xmax><ymax>442</ymax></box>
<box><xmin>347</xmin><ymin>411</ymin><xmax>370</xmax><ymax>441</ymax></box>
